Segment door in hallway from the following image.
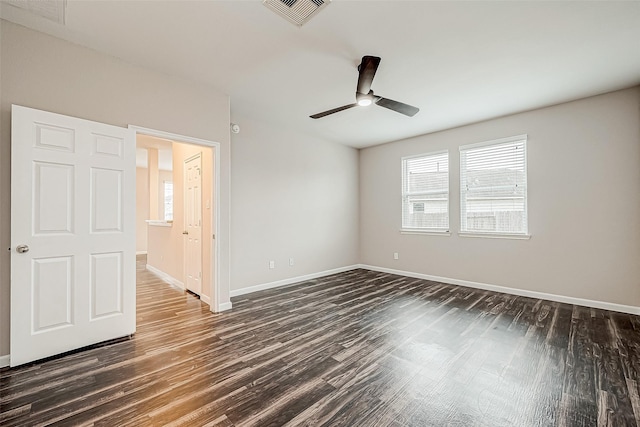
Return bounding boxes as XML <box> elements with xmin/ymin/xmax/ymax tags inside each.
<box><xmin>184</xmin><ymin>153</ymin><xmax>202</xmax><ymax>295</ymax></box>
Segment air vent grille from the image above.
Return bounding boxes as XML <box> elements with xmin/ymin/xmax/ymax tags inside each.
<box><xmin>5</xmin><ymin>0</ymin><xmax>66</xmax><ymax>24</ymax></box>
<box><xmin>263</xmin><ymin>0</ymin><xmax>330</xmax><ymax>27</ymax></box>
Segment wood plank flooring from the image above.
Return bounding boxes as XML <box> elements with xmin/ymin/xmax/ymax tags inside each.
<box><xmin>2</xmin><ymin>260</ymin><xmax>640</xmax><ymax>426</ymax></box>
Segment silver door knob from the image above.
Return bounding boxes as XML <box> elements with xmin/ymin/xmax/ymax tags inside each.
<box><xmin>16</xmin><ymin>244</ymin><xmax>29</xmax><ymax>253</ymax></box>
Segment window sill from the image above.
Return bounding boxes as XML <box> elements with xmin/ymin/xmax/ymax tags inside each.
<box><xmin>458</xmin><ymin>232</ymin><xmax>530</xmax><ymax>240</ymax></box>
<box><xmin>400</xmin><ymin>229</ymin><xmax>451</xmax><ymax>236</ymax></box>
<box><xmin>146</xmin><ymin>220</ymin><xmax>173</xmax><ymax>227</ymax></box>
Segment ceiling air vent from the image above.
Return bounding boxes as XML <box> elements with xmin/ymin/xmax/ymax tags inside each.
<box><xmin>4</xmin><ymin>0</ymin><xmax>66</xmax><ymax>24</ymax></box>
<box><xmin>263</xmin><ymin>0</ymin><xmax>330</xmax><ymax>27</ymax></box>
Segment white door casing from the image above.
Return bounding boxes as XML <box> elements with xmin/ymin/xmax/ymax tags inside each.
<box><xmin>184</xmin><ymin>153</ymin><xmax>203</xmax><ymax>295</ymax></box>
<box><xmin>10</xmin><ymin>105</ymin><xmax>136</xmax><ymax>367</ymax></box>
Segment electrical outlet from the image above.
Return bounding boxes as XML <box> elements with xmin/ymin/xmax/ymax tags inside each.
<box><xmin>393</xmin><ymin>252</ymin><xmax>399</xmax><ymax>260</ymax></box>
<box><xmin>289</xmin><ymin>257</ymin><xmax>294</xmax><ymax>266</ymax></box>
<box><xmin>269</xmin><ymin>260</ymin><xmax>275</xmax><ymax>269</ymax></box>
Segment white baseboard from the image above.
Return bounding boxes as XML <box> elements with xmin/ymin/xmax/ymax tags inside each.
<box><xmin>358</xmin><ymin>264</ymin><xmax>640</xmax><ymax>316</ymax></box>
<box><xmin>136</xmin><ymin>251</ymin><xmax>148</xmax><ymax>255</ymax></box>
<box><xmin>145</xmin><ymin>264</ymin><xmax>185</xmax><ymax>290</ymax></box>
<box><xmin>0</xmin><ymin>354</ymin><xmax>10</xmax><ymax>368</ymax></box>
<box><xmin>218</xmin><ymin>302</ymin><xmax>233</xmax><ymax>311</ymax></box>
<box><xmin>199</xmin><ymin>295</ymin><xmax>233</xmax><ymax>312</ymax></box>
<box><xmin>230</xmin><ymin>265</ymin><xmax>360</xmax><ymax>297</ymax></box>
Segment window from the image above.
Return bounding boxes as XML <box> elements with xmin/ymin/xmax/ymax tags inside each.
<box><xmin>459</xmin><ymin>135</ymin><xmax>528</xmax><ymax>236</ymax></box>
<box><xmin>402</xmin><ymin>151</ymin><xmax>449</xmax><ymax>232</ymax></box>
<box><xmin>163</xmin><ymin>181</ymin><xmax>173</xmax><ymax>221</ymax></box>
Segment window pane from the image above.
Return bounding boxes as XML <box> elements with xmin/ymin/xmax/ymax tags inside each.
<box><xmin>164</xmin><ymin>181</ymin><xmax>173</xmax><ymax>221</ymax></box>
<box><xmin>402</xmin><ymin>152</ymin><xmax>449</xmax><ymax>230</ymax></box>
<box><xmin>460</xmin><ymin>137</ymin><xmax>527</xmax><ymax>234</ymax></box>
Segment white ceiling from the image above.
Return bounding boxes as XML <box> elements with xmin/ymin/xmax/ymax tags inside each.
<box><xmin>2</xmin><ymin>1</ymin><xmax>639</xmax><ymax>148</ymax></box>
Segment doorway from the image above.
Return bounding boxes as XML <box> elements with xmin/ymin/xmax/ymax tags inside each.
<box><xmin>131</xmin><ymin>126</ymin><xmax>221</xmax><ymax>312</ymax></box>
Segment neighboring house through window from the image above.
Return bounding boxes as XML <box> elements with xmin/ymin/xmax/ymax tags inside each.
<box><xmin>459</xmin><ymin>135</ymin><xmax>528</xmax><ymax>236</ymax></box>
<box><xmin>402</xmin><ymin>151</ymin><xmax>449</xmax><ymax>232</ymax></box>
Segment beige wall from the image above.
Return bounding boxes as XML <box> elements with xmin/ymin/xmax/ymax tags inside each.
<box><xmin>136</xmin><ymin>167</ymin><xmax>150</xmax><ymax>253</ymax></box>
<box><xmin>0</xmin><ymin>20</ymin><xmax>231</xmax><ymax>357</ymax></box>
<box><xmin>136</xmin><ymin>167</ymin><xmax>170</xmax><ymax>254</ymax></box>
<box><xmin>360</xmin><ymin>87</ymin><xmax>640</xmax><ymax>306</ymax></box>
<box><xmin>230</xmin><ymin>115</ymin><xmax>360</xmax><ymax>291</ymax></box>
<box><xmin>147</xmin><ymin>143</ymin><xmax>214</xmax><ymax>300</ymax></box>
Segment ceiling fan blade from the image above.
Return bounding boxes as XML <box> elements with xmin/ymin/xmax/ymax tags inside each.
<box><xmin>356</xmin><ymin>56</ymin><xmax>381</xmax><ymax>95</ymax></box>
<box><xmin>310</xmin><ymin>103</ymin><xmax>359</xmax><ymax>119</ymax></box>
<box><xmin>375</xmin><ymin>96</ymin><xmax>420</xmax><ymax>117</ymax></box>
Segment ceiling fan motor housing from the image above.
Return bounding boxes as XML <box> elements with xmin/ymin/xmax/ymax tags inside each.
<box><xmin>310</xmin><ymin>55</ymin><xmax>419</xmax><ymax>119</ymax></box>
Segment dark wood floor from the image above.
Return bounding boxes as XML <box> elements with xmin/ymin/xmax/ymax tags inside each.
<box><xmin>2</xmin><ymin>261</ymin><xmax>640</xmax><ymax>426</ymax></box>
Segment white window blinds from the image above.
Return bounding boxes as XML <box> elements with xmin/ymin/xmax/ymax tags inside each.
<box><xmin>402</xmin><ymin>151</ymin><xmax>449</xmax><ymax>231</ymax></box>
<box><xmin>459</xmin><ymin>135</ymin><xmax>527</xmax><ymax>235</ymax></box>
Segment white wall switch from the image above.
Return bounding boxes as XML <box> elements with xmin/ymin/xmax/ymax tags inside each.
<box><xmin>289</xmin><ymin>257</ymin><xmax>294</xmax><ymax>266</ymax></box>
<box><xmin>269</xmin><ymin>260</ymin><xmax>275</xmax><ymax>269</ymax></box>
<box><xmin>393</xmin><ymin>252</ymin><xmax>399</xmax><ymax>260</ymax></box>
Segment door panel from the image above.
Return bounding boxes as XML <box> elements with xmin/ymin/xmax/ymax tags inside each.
<box><xmin>90</xmin><ymin>252</ymin><xmax>123</xmax><ymax>319</ymax></box>
<box><xmin>91</xmin><ymin>167</ymin><xmax>123</xmax><ymax>232</ymax></box>
<box><xmin>35</xmin><ymin>123</ymin><xmax>75</xmax><ymax>152</ymax></box>
<box><xmin>32</xmin><ymin>256</ymin><xmax>73</xmax><ymax>332</ymax></box>
<box><xmin>33</xmin><ymin>162</ymin><xmax>74</xmax><ymax>234</ymax></box>
<box><xmin>11</xmin><ymin>105</ymin><xmax>135</xmax><ymax>367</ymax></box>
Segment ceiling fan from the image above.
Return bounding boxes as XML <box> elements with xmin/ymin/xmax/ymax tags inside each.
<box><xmin>310</xmin><ymin>55</ymin><xmax>420</xmax><ymax>119</ymax></box>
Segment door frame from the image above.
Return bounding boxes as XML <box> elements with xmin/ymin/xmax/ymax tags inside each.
<box><xmin>129</xmin><ymin>125</ymin><xmax>222</xmax><ymax>312</ymax></box>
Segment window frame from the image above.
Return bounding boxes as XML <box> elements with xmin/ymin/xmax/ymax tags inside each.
<box><xmin>458</xmin><ymin>134</ymin><xmax>530</xmax><ymax>239</ymax></box>
<box><xmin>401</xmin><ymin>150</ymin><xmax>451</xmax><ymax>235</ymax></box>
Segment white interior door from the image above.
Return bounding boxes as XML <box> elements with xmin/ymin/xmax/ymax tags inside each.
<box><xmin>184</xmin><ymin>153</ymin><xmax>202</xmax><ymax>295</ymax></box>
<box><xmin>10</xmin><ymin>105</ymin><xmax>136</xmax><ymax>367</ymax></box>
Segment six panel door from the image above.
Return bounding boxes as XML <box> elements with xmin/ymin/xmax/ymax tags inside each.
<box><xmin>10</xmin><ymin>105</ymin><xmax>136</xmax><ymax>367</ymax></box>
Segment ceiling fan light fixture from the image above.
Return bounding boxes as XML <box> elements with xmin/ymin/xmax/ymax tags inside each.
<box><xmin>310</xmin><ymin>56</ymin><xmax>420</xmax><ymax>119</ymax></box>
<box><xmin>356</xmin><ymin>91</ymin><xmax>374</xmax><ymax>107</ymax></box>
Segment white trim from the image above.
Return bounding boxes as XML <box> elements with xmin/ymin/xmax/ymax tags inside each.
<box><xmin>136</xmin><ymin>251</ymin><xmax>148</xmax><ymax>255</ymax></box>
<box><xmin>200</xmin><ymin>294</ymin><xmax>211</xmax><ymax>306</ymax></box>
<box><xmin>145</xmin><ymin>264</ymin><xmax>185</xmax><ymax>290</ymax></box>
<box><xmin>459</xmin><ymin>134</ymin><xmax>528</xmax><ymax>151</ymax></box>
<box><xmin>145</xmin><ymin>220</ymin><xmax>172</xmax><ymax>227</ymax></box>
<box><xmin>401</xmin><ymin>229</ymin><xmax>451</xmax><ymax>236</ymax></box>
<box><xmin>357</xmin><ymin>264</ymin><xmax>640</xmax><ymax>316</ymax></box>
<box><xmin>129</xmin><ymin>125</ymin><xmax>218</xmax><ymax>147</ymax></box>
<box><xmin>230</xmin><ymin>265</ymin><xmax>360</xmax><ymax>297</ymax></box>
<box><xmin>218</xmin><ymin>302</ymin><xmax>232</xmax><ymax>311</ymax></box>
<box><xmin>0</xmin><ymin>354</ymin><xmax>9</xmax><ymax>368</ymax></box>
<box><xmin>130</xmin><ymin>125</ymin><xmax>226</xmax><ymax>313</ymax></box>
<box><xmin>401</xmin><ymin>149</ymin><xmax>449</xmax><ymax>162</ymax></box>
<box><xmin>458</xmin><ymin>232</ymin><xmax>531</xmax><ymax>240</ymax></box>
